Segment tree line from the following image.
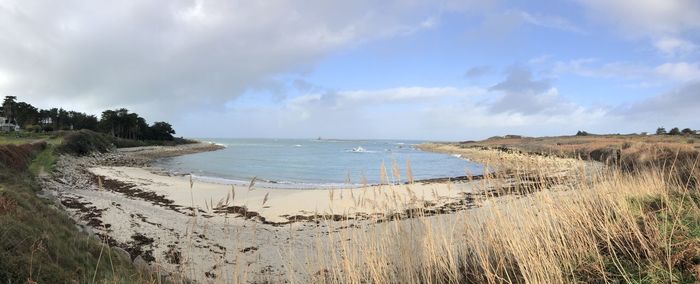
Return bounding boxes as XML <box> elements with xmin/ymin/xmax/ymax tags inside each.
<box><xmin>656</xmin><ymin>127</ymin><xmax>696</xmax><ymax>136</ymax></box>
<box><xmin>1</xmin><ymin>96</ymin><xmax>176</xmax><ymax>141</ymax></box>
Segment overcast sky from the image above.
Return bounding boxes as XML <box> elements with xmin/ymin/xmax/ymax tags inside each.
<box><xmin>1</xmin><ymin>0</ymin><xmax>699</xmax><ymax>140</ymax></box>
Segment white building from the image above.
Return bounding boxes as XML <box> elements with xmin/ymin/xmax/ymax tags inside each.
<box><xmin>0</xmin><ymin>117</ymin><xmax>20</xmax><ymax>132</ymax></box>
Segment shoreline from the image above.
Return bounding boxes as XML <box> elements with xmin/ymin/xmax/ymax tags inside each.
<box><xmin>41</xmin><ymin>140</ymin><xmax>590</xmax><ymax>281</ymax></box>
<box><xmin>41</xmin><ymin>140</ymin><xmax>486</xmax><ymax>281</ymax></box>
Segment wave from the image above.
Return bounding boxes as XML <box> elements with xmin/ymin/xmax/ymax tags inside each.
<box><xmin>201</xmin><ymin>141</ymin><xmax>228</xmax><ymax>147</ymax></box>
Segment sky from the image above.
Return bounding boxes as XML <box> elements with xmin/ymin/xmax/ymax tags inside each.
<box><xmin>0</xmin><ymin>0</ymin><xmax>699</xmax><ymax>140</ymax></box>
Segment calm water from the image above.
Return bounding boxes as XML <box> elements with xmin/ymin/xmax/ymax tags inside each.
<box><xmin>155</xmin><ymin>139</ymin><xmax>483</xmax><ymax>188</ymax></box>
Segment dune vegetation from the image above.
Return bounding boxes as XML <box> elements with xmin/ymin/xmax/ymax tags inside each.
<box><xmin>1</xmin><ymin>132</ymin><xmax>699</xmax><ymax>283</ymax></box>
<box><xmin>292</xmin><ymin>142</ymin><xmax>700</xmax><ymax>283</ymax></box>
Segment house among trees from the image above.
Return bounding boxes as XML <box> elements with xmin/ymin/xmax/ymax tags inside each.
<box><xmin>0</xmin><ymin>96</ymin><xmax>19</xmax><ymax>132</ymax></box>
<box><xmin>0</xmin><ymin>116</ymin><xmax>19</xmax><ymax>132</ymax></box>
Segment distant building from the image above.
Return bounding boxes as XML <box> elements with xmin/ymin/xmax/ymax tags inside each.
<box><xmin>0</xmin><ymin>116</ymin><xmax>19</xmax><ymax>132</ymax></box>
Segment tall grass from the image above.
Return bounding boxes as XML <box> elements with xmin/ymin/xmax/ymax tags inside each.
<box><xmin>288</xmin><ymin>155</ymin><xmax>700</xmax><ymax>283</ymax></box>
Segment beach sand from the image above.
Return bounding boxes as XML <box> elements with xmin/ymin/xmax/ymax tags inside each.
<box><xmin>89</xmin><ymin>165</ymin><xmax>477</xmax><ymax>224</ymax></box>
<box><xmin>40</xmin><ymin>141</ymin><xmax>596</xmax><ymax>282</ymax></box>
<box><xmin>43</xmin><ymin>142</ymin><xmax>505</xmax><ymax>282</ymax></box>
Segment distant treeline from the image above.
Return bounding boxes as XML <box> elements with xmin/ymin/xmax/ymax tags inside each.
<box><xmin>1</xmin><ymin>96</ymin><xmax>176</xmax><ymax>141</ymax></box>
<box><xmin>576</xmin><ymin>127</ymin><xmax>697</xmax><ymax>137</ymax></box>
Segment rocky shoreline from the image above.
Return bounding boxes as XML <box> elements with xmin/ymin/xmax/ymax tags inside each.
<box><xmin>39</xmin><ymin>142</ymin><xmax>229</xmax><ymax>282</ymax></box>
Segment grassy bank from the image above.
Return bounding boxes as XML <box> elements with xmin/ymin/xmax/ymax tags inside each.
<box><xmin>0</xmin><ymin>133</ymin><xmax>151</xmax><ymax>283</ymax></box>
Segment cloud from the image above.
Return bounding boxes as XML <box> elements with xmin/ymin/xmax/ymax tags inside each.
<box><xmin>654</xmin><ymin>36</ymin><xmax>697</xmax><ymax>57</ymax></box>
<box><xmin>0</xmin><ymin>0</ymin><xmax>470</xmax><ymax>120</ymax></box>
<box><xmin>618</xmin><ymin>81</ymin><xmax>700</xmax><ymax>122</ymax></box>
<box><xmin>550</xmin><ymin>58</ymin><xmax>700</xmax><ymax>83</ymax></box>
<box><xmin>464</xmin><ymin>66</ymin><xmax>490</xmax><ymax>78</ymax></box>
<box><xmin>179</xmin><ymin>84</ymin><xmax>607</xmax><ymax>140</ymax></box>
<box><xmin>517</xmin><ymin>11</ymin><xmax>585</xmax><ymax>34</ymax></box>
<box><xmin>288</xmin><ymin>86</ymin><xmax>474</xmax><ymax>110</ymax></box>
<box><xmin>655</xmin><ymin>62</ymin><xmax>700</xmax><ymax>82</ymax></box>
<box><xmin>576</xmin><ymin>0</ymin><xmax>700</xmax><ymax>36</ymax></box>
<box><xmin>576</xmin><ymin>0</ymin><xmax>700</xmax><ymax>55</ymax></box>
<box><xmin>552</xmin><ymin>59</ymin><xmax>651</xmax><ymax>79</ymax></box>
<box><xmin>490</xmin><ymin>66</ymin><xmax>551</xmax><ymax>94</ymax></box>
<box><xmin>488</xmin><ymin>66</ymin><xmax>578</xmax><ymax>115</ymax></box>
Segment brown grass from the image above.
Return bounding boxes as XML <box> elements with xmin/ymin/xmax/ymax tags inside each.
<box><xmin>282</xmin><ymin>146</ymin><xmax>700</xmax><ymax>283</ymax></box>
<box><xmin>0</xmin><ymin>142</ymin><xmax>46</xmax><ymax>171</ymax></box>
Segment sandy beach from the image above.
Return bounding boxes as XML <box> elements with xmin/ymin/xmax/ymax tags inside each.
<box><xmin>88</xmin><ymin>165</ymin><xmax>477</xmax><ymax>224</ymax></box>
<box><xmin>40</xmin><ymin>141</ymin><xmax>591</xmax><ymax>282</ymax></box>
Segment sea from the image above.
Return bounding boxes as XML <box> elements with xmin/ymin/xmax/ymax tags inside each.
<box><xmin>154</xmin><ymin>138</ymin><xmax>483</xmax><ymax>188</ymax></box>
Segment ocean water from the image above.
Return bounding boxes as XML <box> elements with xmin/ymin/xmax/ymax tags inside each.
<box><xmin>154</xmin><ymin>138</ymin><xmax>483</xmax><ymax>188</ymax></box>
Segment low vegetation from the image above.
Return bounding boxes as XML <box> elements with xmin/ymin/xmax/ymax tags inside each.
<box><xmin>296</xmin><ymin>143</ymin><xmax>700</xmax><ymax>283</ymax></box>
<box><xmin>0</xmin><ymin>139</ymin><xmax>146</xmax><ymax>282</ymax></box>
<box><xmin>3</xmin><ymin>130</ymin><xmax>700</xmax><ymax>282</ymax></box>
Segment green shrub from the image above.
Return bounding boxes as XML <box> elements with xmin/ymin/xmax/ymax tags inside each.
<box><xmin>56</xmin><ymin>130</ymin><xmax>115</xmax><ymax>156</ymax></box>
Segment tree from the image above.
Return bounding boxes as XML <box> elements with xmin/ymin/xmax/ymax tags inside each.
<box><xmin>681</xmin><ymin>128</ymin><xmax>695</xmax><ymax>135</ymax></box>
<box><xmin>576</xmin><ymin>130</ymin><xmax>589</xmax><ymax>136</ymax></box>
<box><xmin>669</xmin><ymin>127</ymin><xmax>681</xmax><ymax>135</ymax></box>
<box><xmin>149</xmin><ymin>122</ymin><xmax>175</xmax><ymax>140</ymax></box>
<box><xmin>1</xmin><ymin>96</ymin><xmax>17</xmax><ymax>122</ymax></box>
<box><xmin>14</xmin><ymin>102</ymin><xmax>39</xmax><ymax>127</ymax></box>
<box><xmin>656</xmin><ymin>127</ymin><xmax>667</xmax><ymax>135</ymax></box>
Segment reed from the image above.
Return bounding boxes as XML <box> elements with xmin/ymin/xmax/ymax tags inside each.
<box><xmin>290</xmin><ymin>154</ymin><xmax>700</xmax><ymax>283</ymax></box>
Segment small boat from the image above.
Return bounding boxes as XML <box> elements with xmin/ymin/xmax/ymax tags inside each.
<box><xmin>351</xmin><ymin>146</ymin><xmax>366</xmax><ymax>152</ymax></box>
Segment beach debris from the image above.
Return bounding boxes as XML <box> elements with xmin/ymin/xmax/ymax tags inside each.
<box><xmin>240</xmin><ymin>246</ymin><xmax>258</xmax><ymax>254</ymax></box>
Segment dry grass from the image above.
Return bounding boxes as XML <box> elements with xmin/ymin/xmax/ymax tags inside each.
<box><xmin>18</xmin><ymin>134</ymin><xmax>700</xmax><ymax>283</ymax></box>
<box><xmin>283</xmin><ymin>150</ymin><xmax>700</xmax><ymax>283</ymax></box>
<box><xmin>78</xmin><ymin>138</ymin><xmax>698</xmax><ymax>283</ymax></box>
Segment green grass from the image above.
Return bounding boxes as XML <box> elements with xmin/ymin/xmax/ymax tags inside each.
<box><xmin>28</xmin><ymin>145</ymin><xmax>57</xmax><ymax>176</ymax></box>
<box><xmin>0</xmin><ymin>138</ymin><xmax>151</xmax><ymax>283</ymax></box>
<box><xmin>592</xmin><ymin>193</ymin><xmax>700</xmax><ymax>283</ymax></box>
<box><xmin>0</xmin><ymin>169</ymin><xmax>145</xmax><ymax>282</ymax></box>
<box><xmin>0</xmin><ymin>131</ymin><xmax>62</xmax><ymax>146</ymax></box>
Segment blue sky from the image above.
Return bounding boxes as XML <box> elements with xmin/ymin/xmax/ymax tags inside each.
<box><xmin>1</xmin><ymin>0</ymin><xmax>699</xmax><ymax>140</ymax></box>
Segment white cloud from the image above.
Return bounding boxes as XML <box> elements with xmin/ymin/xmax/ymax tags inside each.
<box><xmin>655</xmin><ymin>62</ymin><xmax>700</xmax><ymax>82</ymax></box>
<box><xmin>550</xmin><ymin>58</ymin><xmax>700</xmax><ymax>83</ymax></box>
<box><xmin>518</xmin><ymin>11</ymin><xmax>585</xmax><ymax>34</ymax></box>
<box><xmin>653</xmin><ymin>36</ymin><xmax>697</xmax><ymax>57</ymax></box>
<box><xmin>288</xmin><ymin>86</ymin><xmax>479</xmax><ymax>111</ymax></box>
<box><xmin>576</xmin><ymin>0</ymin><xmax>700</xmax><ymax>36</ymax></box>
<box><xmin>576</xmin><ymin>0</ymin><xmax>700</xmax><ymax>55</ymax></box>
<box><xmin>552</xmin><ymin>59</ymin><xmax>651</xmax><ymax>79</ymax></box>
<box><xmin>180</xmin><ymin>84</ymin><xmax>608</xmax><ymax>140</ymax></box>
<box><xmin>0</xmin><ymin>0</ymin><xmax>472</xmax><ymax>120</ymax></box>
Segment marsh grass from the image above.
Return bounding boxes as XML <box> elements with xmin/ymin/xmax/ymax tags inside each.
<box><xmin>286</xmin><ymin>152</ymin><xmax>700</xmax><ymax>283</ymax></box>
